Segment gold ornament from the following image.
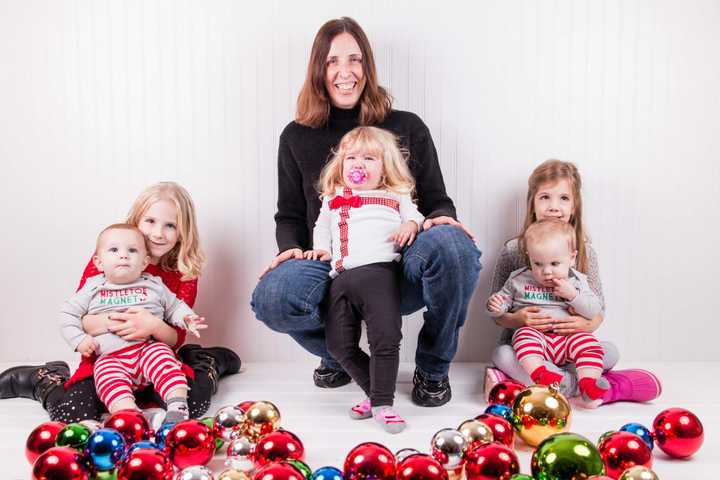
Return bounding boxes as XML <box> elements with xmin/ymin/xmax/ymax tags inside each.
<box><xmin>511</xmin><ymin>384</ymin><xmax>571</xmax><ymax>447</ymax></box>
<box><xmin>618</xmin><ymin>466</ymin><xmax>660</xmax><ymax>480</ymax></box>
<box><xmin>217</xmin><ymin>469</ymin><xmax>253</xmax><ymax>480</ymax></box>
<box><xmin>457</xmin><ymin>419</ymin><xmax>494</xmax><ymax>449</ymax></box>
<box><xmin>241</xmin><ymin>400</ymin><xmax>281</xmax><ymax>441</ymax></box>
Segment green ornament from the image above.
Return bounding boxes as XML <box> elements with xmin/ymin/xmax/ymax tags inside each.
<box><xmin>92</xmin><ymin>470</ymin><xmax>118</xmax><ymax>480</ymax></box>
<box><xmin>531</xmin><ymin>432</ymin><xmax>605</xmax><ymax>480</ymax></box>
<box><xmin>286</xmin><ymin>459</ymin><xmax>313</xmax><ymax>479</ymax></box>
<box><xmin>597</xmin><ymin>430</ymin><xmax>616</xmax><ymax>445</ymax></box>
<box><xmin>55</xmin><ymin>422</ymin><xmax>91</xmax><ymax>451</ymax></box>
<box><xmin>510</xmin><ymin>475</ymin><xmax>534</xmax><ymax>480</ymax></box>
<box><xmin>201</xmin><ymin>416</ymin><xmax>225</xmax><ymax>450</ymax></box>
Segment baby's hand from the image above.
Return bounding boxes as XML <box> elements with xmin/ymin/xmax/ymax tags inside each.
<box><xmin>390</xmin><ymin>221</ymin><xmax>419</xmax><ymax>247</ymax></box>
<box><xmin>487</xmin><ymin>293</ymin><xmax>508</xmax><ymax>313</ymax></box>
<box><xmin>76</xmin><ymin>335</ymin><xmax>98</xmax><ymax>357</ymax></box>
<box><xmin>552</xmin><ymin>278</ymin><xmax>578</xmax><ymax>301</ymax></box>
<box><xmin>303</xmin><ymin>249</ymin><xmax>331</xmax><ymax>261</ymax></box>
<box><xmin>184</xmin><ymin>314</ymin><xmax>208</xmax><ymax>338</ymax></box>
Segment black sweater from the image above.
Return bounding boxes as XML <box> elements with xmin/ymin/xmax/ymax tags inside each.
<box><xmin>274</xmin><ymin>105</ymin><xmax>457</xmax><ymax>253</ymax></box>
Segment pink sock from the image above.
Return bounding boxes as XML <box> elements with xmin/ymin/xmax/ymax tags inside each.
<box><xmin>530</xmin><ymin>366</ymin><xmax>563</xmax><ymax>386</ymax></box>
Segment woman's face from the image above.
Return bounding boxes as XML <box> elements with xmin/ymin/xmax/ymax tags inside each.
<box><xmin>137</xmin><ymin>199</ymin><xmax>179</xmax><ymax>264</ymax></box>
<box><xmin>324</xmin><ymin>32</ymin><xmax>366</xmax><ymax>109</ymax></box>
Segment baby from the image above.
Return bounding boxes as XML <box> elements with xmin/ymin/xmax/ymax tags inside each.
<box><xmin>487</xmin><ymin>219</ymin><xmax>608</xmax><ymax>406</ymax></box>
<box><xmin>59</xmin><ymin>224</ymin><xmax>205</xmax><ymax>423</ymax></box>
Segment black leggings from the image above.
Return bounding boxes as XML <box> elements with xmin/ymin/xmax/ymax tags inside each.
<box><xmin>45</xmin><ymin>371</ymin><xmax>214</xmax><ymax>423</ymax></box>
<box><xmin>325</xmin><ymin>262</ymin><xmax>402</xmax><ymax>407</ymax></box>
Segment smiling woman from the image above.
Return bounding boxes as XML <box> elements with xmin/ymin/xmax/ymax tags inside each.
<box><xmin>252</xmin><ymin>17</ymin><xmax>482</xmax><ymax>408</ymax></box>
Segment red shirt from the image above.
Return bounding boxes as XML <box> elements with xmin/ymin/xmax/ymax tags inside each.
<box><xmin>65</xmin><ymin>258</ymin><xmax>198</xmax><ymax>389</ymax></box>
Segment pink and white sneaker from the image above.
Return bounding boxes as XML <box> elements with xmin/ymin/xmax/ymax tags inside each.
<box><xmin>483</xmin><ymin>366</ymin><xmax>510</xmax><ymax>402</ymax></box>
<box><xmin>349</xmin><ymin>398</ymin><xmax>372</xmax><ymax>420</ymax></box>
<box><xmin>601</xmin><ymin>369</ymin><xmax>663</xmax><ymax>404</ymax></box>
<box><xmin>372</xmin><ymin>406</ymin><xmax>407</xmax><ymax>434</ymax></box>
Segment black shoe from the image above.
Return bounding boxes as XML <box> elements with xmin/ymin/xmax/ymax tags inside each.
<box><xmin>177</xmin><ymin>344</ymin><xmax>241</xmax><ymax>394</ymax></box>
<box><xmin>411</xmin><ymin>368</ymin><xmax>451</xmax><ymax>407</ymax></box>
<box><xmin>0</xmin><ymin>361</ymin><xmax>69</xmax><ymax>406</ymax></box>
<box><xmin>313</xmin><ymin>366</ymin><xmax>352</xmax><ymax>388</ymax></box>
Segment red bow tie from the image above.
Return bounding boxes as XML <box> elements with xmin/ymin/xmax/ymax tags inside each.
<box><xmin>330</xmin><ymin>195</ymin><xmax>362</xmax><ymax>210</ymax></box>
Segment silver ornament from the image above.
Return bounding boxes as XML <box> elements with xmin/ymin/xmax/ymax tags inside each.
<box><xmin>214</xmin><ymin>405</ymin><xmax>246</xmax><ymax>441</ymax></box>
<box><xmin>396</xmin><ymin>448</ymin><xmax>422</xmax><ymax>462</ymax></box>
<box><xmin>175</xmin><ymin>465</ymin><xmax>215</xmax><ymax>480</ymax></box>
<box><xmin>430</xmin><ymin>428</ymin><xmax>468</xmax><ymax>470</ymax></box>
<box><xmin>226</xmin><ymin>435</ymin><xmax>255</xmax><ymax>472</ymax></box>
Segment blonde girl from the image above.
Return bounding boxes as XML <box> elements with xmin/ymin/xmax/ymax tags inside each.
<box><xmin>305</xmin><ymin>126</ymin><xmax>424</xmax><ymax>433</ymax></box>
<box><xmin>0</xmin><ymin>182</ymin><xmax>240</xmax><ymax>423</ymax></box>
<box><xmin>485</xmin><ymin>160</ymin><xmax>662</xmax><ymax>405</ymax></box>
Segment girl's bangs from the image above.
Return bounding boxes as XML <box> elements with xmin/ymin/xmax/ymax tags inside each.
<box><xmin>343</xmin><ymin>130</ymin><xmax>384</xmax><ymax>159</ymax></box>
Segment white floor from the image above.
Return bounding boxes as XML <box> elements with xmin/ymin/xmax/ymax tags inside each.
<box><xmin>2</xmin><ymin>361</ymin><xmax>718</xmax><ymax>479</ymax></box>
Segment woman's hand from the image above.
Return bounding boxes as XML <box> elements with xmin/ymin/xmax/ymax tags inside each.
<box><xmin>390</xmin><ymin>221</ymin><xmax>419</xmax><ymax>247</ymax></box>
<box><xmin>107</xmin><ymin>307</ymin><xmax>162</xmax><ymax>341</ymax></box>
<box><xmin>259</xmin><ymin>248</ymin><xmax>304</xmax><ymax>279</ymax></box>
<box><xmin>303</xmin><ymin>249</ymin><xmax>331</xmax><ymax>261</ymax></box>
<box><xmin>497</xmin><ymin>306</ymin><xmax>554</xmax><ymax>331</ymax></box>
<box><xmin>552</xmin><ymin>315</ymin><xmax>595</xmax><ymax>335</ymax></box>
<box><xmin>422</xmin><ymin>216</ymin><xmax>476</xmax><ymax>241</ymax></box>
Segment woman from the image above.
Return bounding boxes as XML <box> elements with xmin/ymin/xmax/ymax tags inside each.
<box><xmin>251</xmin><ymin>17</ymin><xmax>481</xmax><ymax>407</ymax></box>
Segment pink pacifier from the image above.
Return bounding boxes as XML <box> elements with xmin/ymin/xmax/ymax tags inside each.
<box><xmin>347</xmin><ymin>167</ymin><xmax>368</xmax><ymax>185</ymax></box>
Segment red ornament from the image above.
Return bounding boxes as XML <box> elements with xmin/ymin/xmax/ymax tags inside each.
<box><xmin>237</xmin><ymin>400</ymin><xmax>256</xmax><ymax>413</ymax></box>
<box><xmin>464</xmin><ymin>442</ymin><xmax>519</xmax><ymax>480</ymax></box>
<box><xmin>487</xmin><ymin>380</ymin><xmax>525</xmax><ymax>407</ymax></box>
<box><xmin>26</xmin><ymin>421</ymin><xmax>65</xmax><ymax>464</ymax></box>
<box><xmin>597</xmin><ymin>431</ymin><xmax>652</xmax><ymax>478</ymax></box>
<box><xmin>397</xmin><ymin>453</ymin><xmax>448</xmax><ymax>480</ymax></box>
<box><xmin>104</xmin><ymin>409</ymin><xmax>151</xmax><ymax>445</ymax></box>
<box><xmin>117</xmin><ymin>448</ymin><xmax>174</xmax><ymax>480</ymax></box>
<box><xmin>254</xmin><ymin>462</ymin><xmax>306</xmax><ymax>480</ymax></box>
<box><xmin>164</xmin><ymin>419</ymin><xmax>215</xmax><ymax>469</ymax></box>
<box><xmin>653</xmin><ymin>407</ymin><xmax>704</xmax><ymax>458</ymax></box>
<box><xmin>473</xmin><ymin>413</ymin><xmax>515</xmax><ymax>447</ymax></box>
<box><xmin>344</xmin><ymin>442</ymin><xmax>397</xmax><ymax>480</ymax></box>
<box><xmin>252</xmin><ymin>429</ymin><xmax>305</xmax><ymax>467</ymax></box>
<box><xmin>32</xmin><ymin>446</ymin><xmax>88</xmax><ymax>480</ymax></box>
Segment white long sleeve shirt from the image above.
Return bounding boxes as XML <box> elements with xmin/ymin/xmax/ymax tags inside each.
<box><xmin>313</xmin><ymin>186</ymin><xmax>425</xmax><ymax>278</ymax></box>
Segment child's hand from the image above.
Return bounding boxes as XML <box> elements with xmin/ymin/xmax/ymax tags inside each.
<box><xmin>552</xmin><ymin>278</ymin><xmax>577</xmax><ymax>301</ymax></box>
<box><xmin>487</xmin><ymin>293</ymin><xmax>508</xmax><ymax>313</ymax></box>
<box><xmin>390</xmin><ymin>221</ymin><xmax>419</xmax><ymax>247</ymax></box>
<box><xmin>303</xmin><ymin>249</ymin><xmax>331</xmax><ymax>261</ymax></box>
<box><xmin>184</xmin><ymin>314</ymin><xmax>208</xmax><ymax>338</ymax></box>
<box><xmin>76</xmin><ymin>335</ymin><xmax>98</xmax><ymax>357</ymax></box>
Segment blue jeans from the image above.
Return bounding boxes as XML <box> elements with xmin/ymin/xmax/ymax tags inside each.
<box><xmin>251</xmin><ymin>225</ymin><xmax>482</xmax><ymax>380</ymax></box>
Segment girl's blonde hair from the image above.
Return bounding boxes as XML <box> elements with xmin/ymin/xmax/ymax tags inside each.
<box><xmin>317</xmin><ymin>126</ymin><xmax>415</xmax><ymax>197</ymax></box>
<box><xmin>518</xmin><ymin>159</ymin><xmax>588</xmax><ymax>273</ymax></box>
<box><xmin>126</xmin><ymin>182</ymin><xmax>205</xmax><ymax>280</ymax></box>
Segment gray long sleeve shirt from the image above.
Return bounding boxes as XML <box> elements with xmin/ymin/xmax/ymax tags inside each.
<box><xmin>487</xmin><ymin>267</ymin><xmax>602</xmax><ymax>321</ymax></box>
<box><xmin>59</xmin><ymin>273</ymin><xmax>195</xmax><ymax>356</ymax></box>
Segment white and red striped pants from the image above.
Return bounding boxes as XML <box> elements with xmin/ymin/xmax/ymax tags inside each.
<box><xmin>93</xmin><ymin>341</ymin><xmax>187</xmax><ymax>410</ymax></box>
<box><xmin>512</xmin><ymin>327</ymin><xmax>605</xmax><ymax>372</ymax></box>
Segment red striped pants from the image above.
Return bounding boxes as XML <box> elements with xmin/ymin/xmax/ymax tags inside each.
<box><xmin>511</xmin><ymin>327</ymin><xmax>605</xmax><ymax>372</ymax></box>
<box><xmin>93</xmin><ymin>341</ymin><xmax>188</xmax><ymax>410</ymax></box>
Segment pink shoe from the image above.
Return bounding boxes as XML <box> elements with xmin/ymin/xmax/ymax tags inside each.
<box><xmin>349</xmin><ymin>398</ymin><xmax>372</xmax><ymax>420</ymax></box>
<box><xmin>601</xmin><ymin>369</ymin><xmax>663</xmax><ymax>404</ymax></box>
<box><xmin>373</xmin><ymin>406</ymin><xmax>407</xmax><ymax>434</ymax></box>
<box><xmin>483</xmin><ymin>366</ymin><xmax>510</xmax><ymax>402</ymax></box>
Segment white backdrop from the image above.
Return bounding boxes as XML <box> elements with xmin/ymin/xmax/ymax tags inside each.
<box><xmin>1</xmin><ymin>0</ymin><xmax>718</xmax><ymax>363</ymax></box>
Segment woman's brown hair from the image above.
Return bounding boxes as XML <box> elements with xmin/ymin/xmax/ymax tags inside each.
<box><xmin>296</xmin><ymin>17</ymin><xmax>392</xmax><ymax>128</ymax></box>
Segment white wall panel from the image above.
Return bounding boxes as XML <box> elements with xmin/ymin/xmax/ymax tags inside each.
<box><xmin>0</xmin><ymin>0</ymin><xmax>718</xmax><ymax>363</ymax></box>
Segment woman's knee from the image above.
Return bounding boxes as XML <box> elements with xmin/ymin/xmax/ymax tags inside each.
<box><xmin>251</xmin><ymin>259</ymin><xmax>331</xmax><ymax>333</ymax></box>
<box><xmin>405</xmin><ymin>225</ymin><xmax>482</xmax><ymax>285</ymax></box>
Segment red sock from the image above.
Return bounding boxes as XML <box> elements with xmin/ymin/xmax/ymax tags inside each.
<box><xmin>579</xmin><ymin>377</ymin><xmax>609</xmax><ymax>400</ymax></box>
<box><xmin>530</xmin><ymin>366</ymin><xmax>564</xmax><ymax>386</ymax></box>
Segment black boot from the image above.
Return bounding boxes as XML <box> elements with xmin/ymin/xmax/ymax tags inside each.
<box><xmin>177</xmin><ymin>345</ymin><xmax>241</xmax><ymax>394</ymax></box>
<box><xmin>0</xmin><ymin>361</ymin><xmax>70</xmax><ymax>407</ymax></box>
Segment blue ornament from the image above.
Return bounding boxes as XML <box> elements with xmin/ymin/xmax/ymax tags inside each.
<box><xmin>485</xmin><ymin>403</ymin><xmax>514</xmax><ymax>423</ymax></box>
<box><xmin>85</xmin><ymin>428</ymin><xmax>126</xmax><ymax>471</ymax></box>
<box><xmin>312</xmin><ymin>466</ymin><xmax>344</xmax><ymax>480</ymax></box>
<box><xmin>126</xmin><ymin>440</ymin><xmax>160</xmax><ymax>456</ymax></box>
<box><xmin>154</xmin><ymin>422</ymin><xmax>176</xmax><ymax>450</ymax></box>
<box><xmin>620</xmin><ymin>422</ymin><xmax>654</xmax><ymax>451</ymax></box>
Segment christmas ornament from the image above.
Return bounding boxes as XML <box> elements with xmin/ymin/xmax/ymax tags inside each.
<box><xmin>165</xmin><ymin>419</ymin><xmax>215</xmax><ymax>469</ymax></box>
<box><xmin>175</xmin><ymin>466</ymin><xmax>215</xmax><ymax>480</ymax></box>
<box><xmin>396</xmin><ymin>449</ymin><xmax>422</xmax><ymax>462</ymax></box>
<box><xmin>215</xmin><ymin>406</ymin><xmax>246</xmax><ymax>442</ymax></box>
<box><xmin>155</xmin><ymin>422</ymin><xmax>177</xmax><ymax>450</ymax></box>
<box><xmin>226</xmin><ymin>436</ymin><xmax>255</xmax><ymax>472</ymax></box>
<box><xmin>251</xmin><ymin>429</ymin><xmax>304</xmax><ymax>467</ymax></box>
<box><xmin>619</xmin><ymin>423</ymin><xmax>654</xmax><ymax>451</ymax></box>
<box><xmin>201</xmin><ymin>416</ymin><xmax>225</xmax><ymax>450</ymax></box>
<box><xmin>531</xmin><ymin>432</ymin><xmax>604</xmax><ymax>479</ymax></box>
<box><xmin>254</xmin><ymin>462</ymin><xmax>305</xmax><ymax>480</ymax></box>
<box><xmin>430</xmin><ymin>429</ymin><xmax>467</xmax><ymax>473</ymax></box>
<box><xmin>218</xmin><ymin>470</ymin><xmax>252</xmax><ymax>480</ymax></box>
<box><xmin>653</xmin><ymin>407</ymin><xmax>704</xmax><ymax>458</ymax></box>
<box><xmin>457</xmin><ymin>419</ymin><xmax>493</xmax><ymax>450</ymax></box>
<box><xmin>511</xmin><ymin>385</ymin><xmax>571</xmax><ymax>447</ymax></box>
<box><xmin>286</xmin><ymin>459</ymin><xmax>313</xmax><ymax>479</ymax></box>
<box><xmin>473</xmin><ymin>414</ymin><xmax>514</xmax><ymax>447</ymax></box>
<box><xmin>237</xmin><ymin>401</ymin><xmax>256</xmax><ymax>413</ymax></box>
<box><xmin>311</xmin><ymin>466</ymin><xmax>344</xmax><ymax>480</ymax></box>
<box><xmin>243</xmin><ymin>401</ymin><xmax>281</xmax><ymax>441</ymax></box>
<box><xmin>117</xmin><ymin>448</ymin><xmax>174</xmax><ymax>480</ymax></box>
<box><xmin>56</xmin><ymin>423</ymin><xmax>92</xmax><ymax>451</ymax></box>
<box><xmin>85</xmin><ymin>428</ymin><xmax>126</xmax><ymax>471</ymax></box>
<box><xmin>484</xmin><ymin>404</ymin><xmax>513</xmax><ymax>423</ymax></box>
<box><xmin>396</xmin><ymin>453</ymin><xmax>448</xmax><ymax>480</ymax></box>
<box><xmin>104</xmin><ymin>410</ymin><xmax>150</xmax><ymax>445</ymax></box>
<box><xmin>344</xmin><ymin>442</ymin><xmax>397</xmax><ymax>480</ymax></box>
<box><xmin>488</xmin><ymin>380</ymin><xmax>525</xmax><ymax>407</ymax></box>
<box><xmin>618</xmin><ymin>466</ymin><xmax>659</xmax><ymax>480</ymax></box>
<box><xmin>126</xmin><ymin>440</ymin><xmax>160</xmax><ymax>456</ymax></box>
<box><xmin>464</xmin><ymin>442</ymin><xmax>520</xmax><ymax>480</ymax></box>
<box><xmin>26</xmin><ymin>421</ymin><xmax>65</xmax><ymax>464</ymax></box>
<box><xmin>597</xmin><ymin>431</ymin><xmax>652</xmax><ymax>478</ymax></box>
<box><xmin>32</xmin><ymin>447</ymin><xmax>88</xmax><ymax>480</ymax></box>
